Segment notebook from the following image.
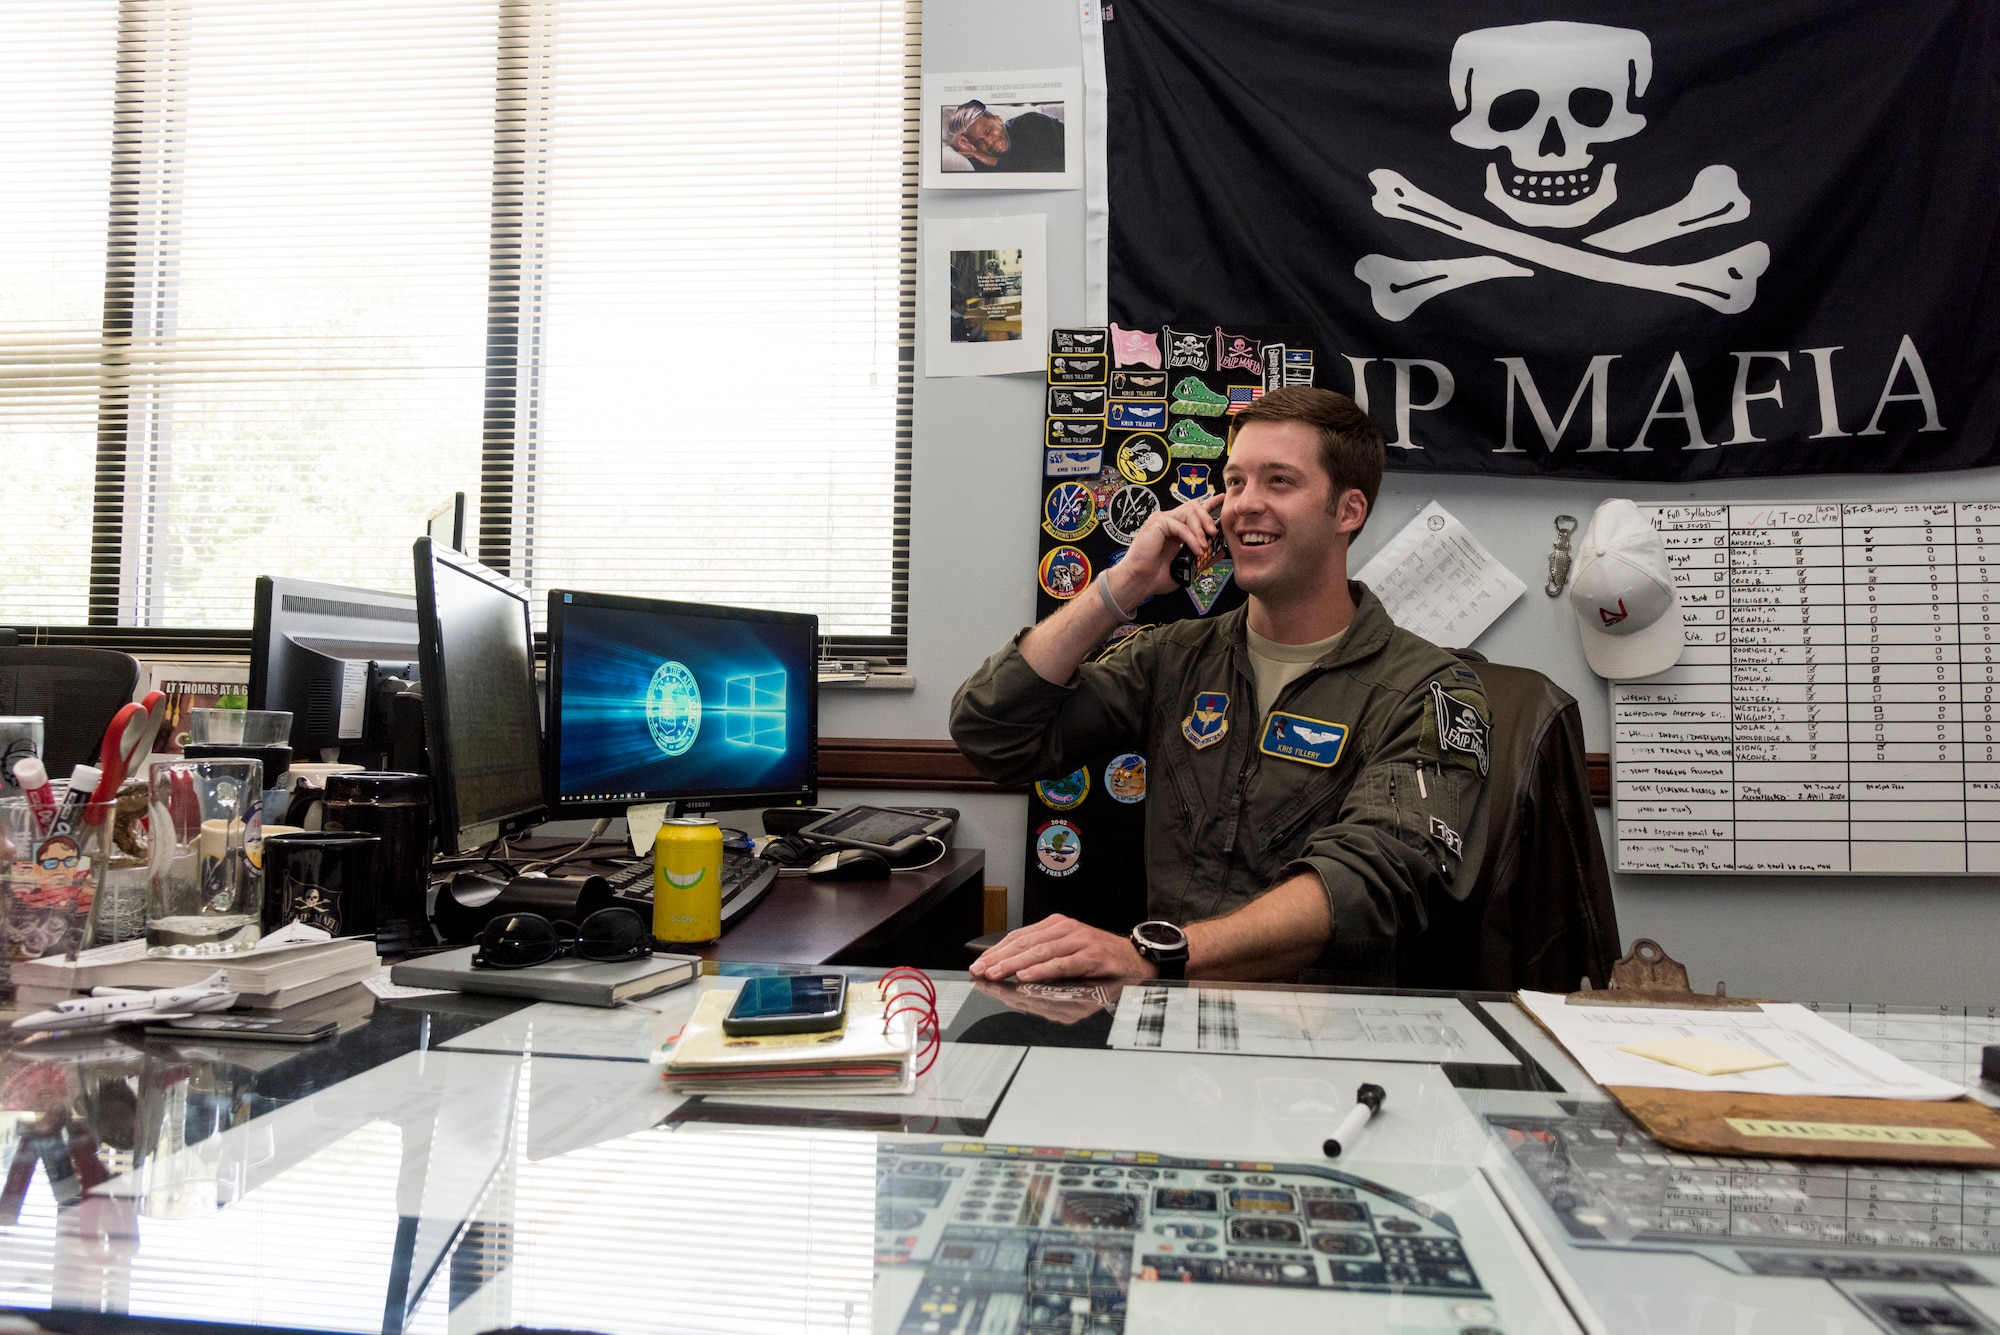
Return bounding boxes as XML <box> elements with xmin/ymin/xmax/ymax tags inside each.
<box><xmin>389</xmin><ymin>947</ymin><xmax>700</xmax><ymax>1007</ymax></box>
<box><xmin>658</xmin><ymin>983</ymin><xmax>917</xmax><ymax>1094</ymax></box>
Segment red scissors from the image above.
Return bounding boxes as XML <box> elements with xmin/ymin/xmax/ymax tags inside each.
<box><xmin>82</xmin><ymin>690</ymin><xmax>167</xmax><ymax>828</ymax></box>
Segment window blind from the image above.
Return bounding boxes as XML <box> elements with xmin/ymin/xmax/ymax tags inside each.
<box><xmin>0</xmin><ymin>5</ymin><xmax>116</xmax><ymax>626</ymax></box>
<box><xmin>490</xmin><ymin>0</ymin><xmax>917</xmax><ymax>651</ymax></box>
<box><xmin>0</xmin><ymin>0</ymin><xmax>917</xmax><ymax>663</ymax></box>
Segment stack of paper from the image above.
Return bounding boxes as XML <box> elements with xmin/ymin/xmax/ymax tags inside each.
<box><xmin>1515</xmin><ymin>991</ymin><xmax>1967</xmax><ymax>1100</ymax></box>
<box><xmin>14</xmin><ymin>937</ymin><xmax>381</xmax><ymax>1011</ymax></box>
<box><xmin>658</xmin><ymin>984</ymin><xmax>917</xmax><ymax>1095</ymax></box>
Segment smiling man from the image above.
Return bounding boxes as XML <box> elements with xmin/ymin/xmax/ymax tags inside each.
<box><xmin>949</xmin><ymin>386</ymin><xmax>1492</xmax><ymax>986</ymax></box>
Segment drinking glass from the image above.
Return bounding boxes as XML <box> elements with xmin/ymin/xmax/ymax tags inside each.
<box><xmin>147</xmin><ymin>759</ymin><xmax>264</xmax><ymax>955</ymax></box>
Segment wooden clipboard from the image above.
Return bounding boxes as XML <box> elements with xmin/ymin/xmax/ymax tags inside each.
<box><xmin>1524</xmin><ymin>939</ymin><xmax>2000</xmax><ymax>1168</ymax></box>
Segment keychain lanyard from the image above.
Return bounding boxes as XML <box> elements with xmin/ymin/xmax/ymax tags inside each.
<box><xmin>1545</xmin><ymin>514</ymin><xmax>1578</xmax><ymax>597</ymax></box>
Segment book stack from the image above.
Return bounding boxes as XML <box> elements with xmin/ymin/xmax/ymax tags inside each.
<box><xmin>12</xmin><ymin>937</ymin><xmax>381</xmax><ymax>1011</ymax></box>
<box><xmin>659</xmin><ymin>983</ymin><xmax>917</xmax><ymax>1095</ymax></box>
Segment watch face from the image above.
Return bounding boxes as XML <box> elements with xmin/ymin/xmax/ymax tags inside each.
<box><xmin>1133</xmin><ymin>921</ymin><xmax>1186</xmax><ymax>951</ymax></box>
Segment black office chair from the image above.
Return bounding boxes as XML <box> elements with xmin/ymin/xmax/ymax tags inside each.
<box><xmin>0</xmin><ymin>647</ymin><xmax>143</xmax><ymax>774</ymax></box>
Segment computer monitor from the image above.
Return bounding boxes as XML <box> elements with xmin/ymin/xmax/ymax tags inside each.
<box><xmin>424</xmin><ymin>492</ymin><xmax>466</xmax><ymax>553</ymax></box>
<box><xmin>413</xmin><ymin>537</ymin><xmax>548</xmax><ymax>853</ymax></box>
<box><xmin>249</xmin><ymin>576</ymin><xmax>421</xmax><ymax>763</ymax></box>
<box><xmin>545</xmin><ymin>590</ymin><xmax>818</xmax><ymax>818</ymax></box>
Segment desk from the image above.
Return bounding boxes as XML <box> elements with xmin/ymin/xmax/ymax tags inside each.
<box><xmin>695</xmin><ymin>848</ymin><xmax>986</xmax><ymax>970</ymax></box>
<box><xmin>0</xmin><ymin>974</ymin><xmax>1994</xmax><ymax>1335</ymax></box>
<box><xmin>495</xmin><ymin>840</ymin><xmax>985</xmax><ymax>971</ymax></box>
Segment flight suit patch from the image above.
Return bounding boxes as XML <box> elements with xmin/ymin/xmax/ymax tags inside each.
<box><xmin>1429</xmin><ymin>815</ymin><xmax>1464</xmax><ymax>856</ymax></box>
<box><xmin>1425</xmin><ymin>681</ymin><xmax>1491</xmax><ymax>777</ymax></box>
<box><xmin>1258</xmin><ymin>712</ymin><xmax>1348</xmax><ymax>768</ymax></box>
<box><xmin>1182</xmin><ymin>692</ymin><xmax>1229</xmax><ymax>749</ymax></box>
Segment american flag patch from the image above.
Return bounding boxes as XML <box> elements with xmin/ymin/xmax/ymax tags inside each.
<box><xmin>1225</xmin><ymin>386</ymin><xmax>1264</xmax><ymax>414</ymax></box>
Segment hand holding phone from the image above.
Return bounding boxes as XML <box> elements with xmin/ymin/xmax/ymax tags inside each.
<box><xmin>1171</xmin><ymin>496</ymin><xmax>1230</xmax><ymax>588</ymax></box>
<box><xmin>1114</xmin><ymin>495</ymin><xmax>1224</xmax><ymax>604</ymax></box>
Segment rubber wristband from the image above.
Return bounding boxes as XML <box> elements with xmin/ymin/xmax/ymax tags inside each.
<box><xmin>1096</xmin><ymin>575</ymin><xmax>1137</xmax><ymax>623</ymax></box>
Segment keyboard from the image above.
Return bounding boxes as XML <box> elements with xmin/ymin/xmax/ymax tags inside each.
<box><xmin>603</xmin><ymin>850</ymin><xmax>779</xmax><ymax>928</ymax></box>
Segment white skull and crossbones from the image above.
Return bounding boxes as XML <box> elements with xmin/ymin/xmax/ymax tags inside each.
<box><xmin>1356</xmin><ymin>21</ymin><xmax>1769</xmax><ymax>321</ymax></box>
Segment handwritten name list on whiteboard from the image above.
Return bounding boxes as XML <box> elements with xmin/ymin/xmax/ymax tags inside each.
<box><xmin>1614</xmin><ymin>503</ymin><xmax>2000</xmax><ymax>875</ymax></box>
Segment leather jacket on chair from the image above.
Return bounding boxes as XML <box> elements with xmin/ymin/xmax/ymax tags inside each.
<box><xmin>1402</xmin><ymin>652</ymin><xmax>1622</xmax><ymax>992</ymax></box>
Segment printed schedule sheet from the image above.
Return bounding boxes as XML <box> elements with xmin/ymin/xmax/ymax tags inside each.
<box><xmin>1615</xmin><ymin>502</ymin><xmax>2000</xmax><ymax>874</ymax></box>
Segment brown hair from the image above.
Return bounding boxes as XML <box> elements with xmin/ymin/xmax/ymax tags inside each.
<box><xmin>1226</xmin><ymin>386</ymin><xmax>1383</xmax><ymax>533</ymax></box>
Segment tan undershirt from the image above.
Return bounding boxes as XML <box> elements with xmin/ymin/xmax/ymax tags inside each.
<box><xmin>1246</xmin><ymin>625</ymin><xmax>1346</xmax><ymax>719</ymax></box>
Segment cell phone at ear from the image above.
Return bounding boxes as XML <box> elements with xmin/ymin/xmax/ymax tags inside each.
<box><xmin>1172</xmin><ymin>505</ymin><xmax>1230</xmax><ymax>587</ymax></box>
<box><xmin>722</xmin><ymin>974</ymin><xmax>848</xmax><ymax>1036</ymax></box>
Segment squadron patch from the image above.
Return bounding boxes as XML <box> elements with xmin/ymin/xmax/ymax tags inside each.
<box><xmin>1185</xmin><ymin>559</ymin><xmax>1233</xmax><ymax>616</ymax></box>
<box><xmin>1102</xmin><ymin>485</ymin><xmax>1160</xmax><ymax>546</ymax></box>
<box><xmin>1105</xmin><ymin>753</ymin><xmax>1147</xmax><ymax>803</ymax></box>
<box><xmin>1035</xmin><ymin>820</ymin><xmax>1082</xmax><ymax>877</ymax></box>
<box><xmin>1042</xmin><ymin>481</ymin><xmax>1098</xmax><ymax>540</ymax></box>
<box><xmin>1115</xmin><ymin>433</ymin><xmax>1169</xmax><ymax>486</ymax></box>
<box><xmin>1428</xmin><ymin>815</ymin><xmax>1464</xmax><ymax>857</ymax></box>
<box><xmin>1034</xmin><ymin>768</ymin><xmax>1090</xmax><ymax>811</ymax></box>
<box><xmin>1258</xmin><ymin>712</ymin><xmax>1349</xmax><ymax>768</ymax></box>
<box><xmin>1182</xmin><ymin>691</ymin><xmax>1229</xmax><ymax>749</ymax></box>
<box><xmin>1426</xmin><ymin>680</ymin><xmax>1492</xmax><ymax>776</ymax></box>
<box><xmin>1038</xmin><ymin>545</ymin><xmax>1091</xmax><ymax>600</ymax></box>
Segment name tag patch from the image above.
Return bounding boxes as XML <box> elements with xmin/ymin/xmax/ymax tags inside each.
<box><xmin>1258</xmin><ymin>712</ymin><xmax>1348</xmax><ymax>767</ymax></box>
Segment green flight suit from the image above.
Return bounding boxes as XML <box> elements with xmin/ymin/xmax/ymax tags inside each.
<box><xmin>949</xmin><ymin>582</ymin><xmax>1492</xmax><ymax>985</ymax></box>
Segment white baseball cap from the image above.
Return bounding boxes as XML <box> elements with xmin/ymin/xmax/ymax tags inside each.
<box><xmin>1568</xmin><ymin>499</ymin><xmax>1684</xmax><ymax>679</ymax></box>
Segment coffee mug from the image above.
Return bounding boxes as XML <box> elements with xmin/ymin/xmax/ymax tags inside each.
<box><xmin>261</xmin><ymin>832</ymin><xmax>382</xmax><ymax>936</ymax></box>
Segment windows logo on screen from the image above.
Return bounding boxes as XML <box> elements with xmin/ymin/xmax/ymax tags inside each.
<box><xmin>722</xmin><ymin>671</ymin><xmax>787</xmax><ymax>751</ymax></box>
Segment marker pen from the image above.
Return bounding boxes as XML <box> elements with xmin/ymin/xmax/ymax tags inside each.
<box><xmin>12</xmin><ymin>756</ymin><xmax>57</xmax><ymax>837</ymax></box>
<box><xmin>1322</xmin><ymin>1083</ymin><xmax>1387</xmax><ymax>1159</ymax></box>
<box><xmin>45</xmin><ymin>765</ymin><xmax>102</xmax><ymax>843</ymax></box>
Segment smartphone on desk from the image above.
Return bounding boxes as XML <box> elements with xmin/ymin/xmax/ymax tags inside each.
<box><xmin>722</xmin><ymin>974</ymin><xmax>847</xmax><ymax>1036</ymax></box>
<box><xmin>144</xmin><ymin>1016</ymin><xmax>338</xmax><ymax>1044</ymax></box>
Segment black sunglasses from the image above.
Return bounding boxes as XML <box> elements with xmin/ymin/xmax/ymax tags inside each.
<box><xmin>471</xmin><ymin>908</ymin><xmax>653</xmax><ymax>970</ymax></box>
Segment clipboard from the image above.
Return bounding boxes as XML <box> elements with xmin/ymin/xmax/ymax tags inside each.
<box><xmin>1522</xmin><ymin>939</ymin><xmax>2000</xmax><ymax>1168</ymax></box>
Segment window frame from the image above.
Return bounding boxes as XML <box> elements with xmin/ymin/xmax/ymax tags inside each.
<box><xmin>11</xmin><ymin>0</ymin><xmax>918</xmax><ymax>667</ymax></box>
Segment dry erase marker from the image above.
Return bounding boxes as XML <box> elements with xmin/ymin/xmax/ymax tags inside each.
<box><xmin>12</xmin><ymin>756</ymin><xmax>56</xmax><ymax>837</ymax></box>
<box><xmin>45</xmin><ymin>764</ymin><xmax>101</xmax><ymax>843</ymax></box>
<box><xmin>1322</xmin><ymin>1083</ymin><xmax>1386</xmax><ymax>1158</ymax></box>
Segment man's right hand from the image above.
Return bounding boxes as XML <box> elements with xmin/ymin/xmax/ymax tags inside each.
<box><xmin>1019</xmin><ymin>496</ymin><xmax>1221</xmax><ymax>686</ymax></box>
<box><xmin>1103</xmin><ymin>495</ymin><xmax>1222</xmax><ymax>611</ymax></box>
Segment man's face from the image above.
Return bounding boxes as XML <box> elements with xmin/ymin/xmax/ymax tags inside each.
<box><xmin>959</xmin><ymin>113</ymin><xmax>1010</xmax><ymax>163</ymax></box>
<box><xmin>1220</xmin><ymin>420</ymin><xmax>1364</xmax><ymax>603</ymax></box>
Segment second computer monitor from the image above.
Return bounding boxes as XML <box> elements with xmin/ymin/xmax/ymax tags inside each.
<box><xmin>546</xmin><ymin>591</ymin><xmax>818</xmax><ymax>817</ymax></box>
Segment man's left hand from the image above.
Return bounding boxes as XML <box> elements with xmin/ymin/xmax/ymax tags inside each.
<box><xmin>969</xmin><ymin>914</ymin><xmax>1156</xmax><ymax>983</ymax></box>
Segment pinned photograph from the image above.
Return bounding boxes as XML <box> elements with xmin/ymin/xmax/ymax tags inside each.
<box><xmin>949</xmin><ymin>248</ymin><xmax>1024</xmax><ymax>344</ymax></box>
<box><xmin>925</xmin><ymin>215</ymin><xmax>1047</xmax><ymax>376</ymax></box>
<box><xmin>922</xmin><ymin>69</ymin><xmax>1082</xmax><ymax>191</ymax></box>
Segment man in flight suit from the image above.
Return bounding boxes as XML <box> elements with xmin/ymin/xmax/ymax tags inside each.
<box><xmin>950</xmin><ymin>387</ymin><xmax>1492</xmax><ymax>985</ymax></box>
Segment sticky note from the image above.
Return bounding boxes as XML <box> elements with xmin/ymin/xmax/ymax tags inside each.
<box><xmin>1617</xmin><ymin>1036</ymin><xmax>1790</xmax><ymax>1076</ymax></box>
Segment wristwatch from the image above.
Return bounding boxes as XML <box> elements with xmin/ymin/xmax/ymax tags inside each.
<box><xmin>1129</xmin><ymin>920</ymin><xmax>1190</xmax><ymax>980</ymax></box>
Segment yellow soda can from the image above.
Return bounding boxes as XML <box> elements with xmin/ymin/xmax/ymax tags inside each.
<box><xmin>653</xmin><ymin>817</ymin><xmax>723</xmax><ymax>943</ymax></box>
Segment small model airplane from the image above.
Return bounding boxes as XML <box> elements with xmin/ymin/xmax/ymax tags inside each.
<box><xmin>11</xmin><ymin>973</ymin><xmax>237</xmax><ymax>1031</ymax></box>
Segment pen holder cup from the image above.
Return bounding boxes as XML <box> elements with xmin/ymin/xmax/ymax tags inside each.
<box><xmin>145</xmin><ymin>758</ymin><xmax>265</xmax><ymax>957</ymax></box>
<box><xmin>1</xmin><ymin>796</ymin><xmax>121</xmax><ymax>970</ymax></box>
